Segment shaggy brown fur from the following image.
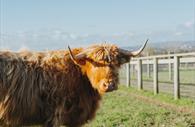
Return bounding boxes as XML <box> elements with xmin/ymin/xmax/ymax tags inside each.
<box><xmin>0</xmin><ymin>44</ymin><xmax>132</xmax><ymax>127</ymax></box>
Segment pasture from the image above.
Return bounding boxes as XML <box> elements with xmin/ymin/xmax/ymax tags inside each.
<box><xmin>134</xmin><ymin>69</ymin><xmax>195</xmax><ymax>85</ymax></box>
<box><xmin>119</xmin><ymin>52</ymin><xmax>195</xmax><ymax>99</ymax></box>
<box><xmin>86</xmin><ymin>86</ymin><xmax>195</xmax><ymax>127</ymax></box>
<box><xmin>120</xmin><ymin>69</ymin><xmax>195</xmax><ymax>85</ymax></box>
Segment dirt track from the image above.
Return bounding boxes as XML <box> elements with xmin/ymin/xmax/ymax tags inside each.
<box><xmin>127</xmin><ymin>92</ymin><xmax>195</xmax><ymax>117</ymax></box>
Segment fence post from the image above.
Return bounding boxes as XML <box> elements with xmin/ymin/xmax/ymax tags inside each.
<box><xmin>169</xmin><ymin>55</ymin><xmax>173</xmax><ymax>81</ymax></box>
<box><xmin>153</xmin><ymin>57</ymin><xmax>159</xmax><ymax>95</ymax></box>
<box><xmin>169</xmin><ymin>62</ymin><xmax>172</xmax><ymax>81</ymax></box>
<box><xmin>126</xmin><ymin>63</ymin><xmax>130</xmax><ymax>87</ymax></box>
<box><xmin>147</xmin><ymin>53</ymin><xmax>151</xmax><ymax>78</ymax></box>
<box><xmin>137</xmin><ymin>59</ymin><xmax>143</xmax><ymax>90</ymax></box>
<box><xmin>174</xmin><ymin>56</ymin><xmax>180</xmax><ymax>100</ymax></box>
<box><xmin>147</xmin><ymin>60</ymin><xmax>151</xmax><ymax>78</ymax></box>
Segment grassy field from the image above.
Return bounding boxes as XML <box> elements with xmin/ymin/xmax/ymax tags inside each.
<box><xmin>85</xmin><ymin>86</ymin><xmax>195</xmax><ymax>127</ymax></box>
<box><xmin>141</xmin><ymin>69</ymin><xmax>195</xmax><ymax>85</ymax></box>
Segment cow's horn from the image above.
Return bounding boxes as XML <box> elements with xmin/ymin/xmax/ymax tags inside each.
<box><xmin>119</xmin><ymin>39</ymin><xmax>148</xmax><ymax>57</ymax></box>
<box><xmin>68</xmin><ymin>46</ymin><xmax>87</xmax><ymax>60</ymax></box>
<box><xmin>68</xmin><ymin>45</ymin><xmax>76</xmax><ymax>61</ymax></box>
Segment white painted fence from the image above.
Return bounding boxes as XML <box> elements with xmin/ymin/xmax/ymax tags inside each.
<box><xmin>124</xmin><ymin>52</ymin><xmax>195</xmax><ymax>100</ymax></box>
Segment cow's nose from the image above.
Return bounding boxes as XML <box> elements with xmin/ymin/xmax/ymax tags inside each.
<box><xmin>106</xmin><ymin>83</ymin><xmax>115</xmax><ymax>92</ymax></box>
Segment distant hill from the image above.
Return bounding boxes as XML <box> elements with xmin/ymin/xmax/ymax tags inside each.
<box><xmin>125</xmin><ymin>40</ymin><xmax>195</xmax><ymax>55</ymax></box>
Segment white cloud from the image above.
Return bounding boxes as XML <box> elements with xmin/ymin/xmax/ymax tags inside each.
<box><xmin>112</xmin><ymin>32</ymin><xmax>135</xmax><ymax>37</ymax></box>
<box><xmin>174</xmin><ymin>32</ymin><xmax>183</xmax><ymax>36</ymax></box>
<box><xmin>52</xmin><ymin>30</ymin><xmax>62</xmax><ymax>39</ymax></box>
<box><xmin>145</xmin><ymin>31</ymin><xmax>152</xmax><ymax>35</ymax></box>
<box><xmin>81</xmin><ymin>34</ymin><xmax>90</xmax><ymax>38</ymax></box>
<box><xmin>184</xmin><ymin>21</ymin><xmax>194</xmax><ymax>28</ymax></box>
<box><xmin>69</xmin><ymin>34</ymin><xmax>77</xmax><ymax>40</ymax></box>
<box><xmin>1</xmin><ymin>27</ymin><xmax>193</xmax><ymax>51</ymax></box>
<box><xmin>126</xmin><ymin>32</ymin><xmax>135</xmax><ymax>37</ymax></box>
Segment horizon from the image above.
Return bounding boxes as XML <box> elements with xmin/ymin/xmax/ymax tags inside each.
<box><xmin>0</xmin><ymin>0</ymin><xmax>195</xmax><ymax>51</ymax></box>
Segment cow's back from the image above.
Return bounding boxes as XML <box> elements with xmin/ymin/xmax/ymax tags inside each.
<box><xmin>0</xmin><ymin>51</ymin><xmax>41</xmax><ymax>125</ymax></box>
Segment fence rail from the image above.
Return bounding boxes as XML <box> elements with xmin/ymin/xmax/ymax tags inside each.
<box><xmin>123</xmin><ymin>52</ymin><xmax>195</xmax><ymax>100</ymax></box>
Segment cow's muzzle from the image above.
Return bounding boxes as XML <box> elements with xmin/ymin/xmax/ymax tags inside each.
<box><xmin>105</xmin><ymin>83</ymin><xmax>116</xmax><ymax>92</ymax></box>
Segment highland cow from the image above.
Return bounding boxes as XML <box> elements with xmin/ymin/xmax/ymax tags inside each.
<box><xmin>0</xmin><ymin>40</ymin><xmax>148</xmax><ymax>127</ymax></box>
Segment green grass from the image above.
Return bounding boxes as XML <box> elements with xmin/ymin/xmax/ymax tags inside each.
<box><xmin>120</xmin><ymin>86</ymin><xmax>195</xmax><ymax>109</ymax></box>
<box><xmin>85</xmin><ymin>86</ymin><xmax>195</xmax><ymax>127</ymax></box>
<box><xmin>141</xmin><ymin>69</ymin><xmax>195</xmax><ymax>84</ymax></box>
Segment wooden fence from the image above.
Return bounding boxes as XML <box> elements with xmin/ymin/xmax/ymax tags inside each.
<box><xmin>123</xmin><ymin>52</ymin><xmax>195</xmax><ymax>100</ymax></box>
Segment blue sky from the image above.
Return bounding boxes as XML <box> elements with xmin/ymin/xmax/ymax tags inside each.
<box><xmin>0</xmin><ymin>0</ymin><xmax>195</xmax><ymax>50</ymax></box>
